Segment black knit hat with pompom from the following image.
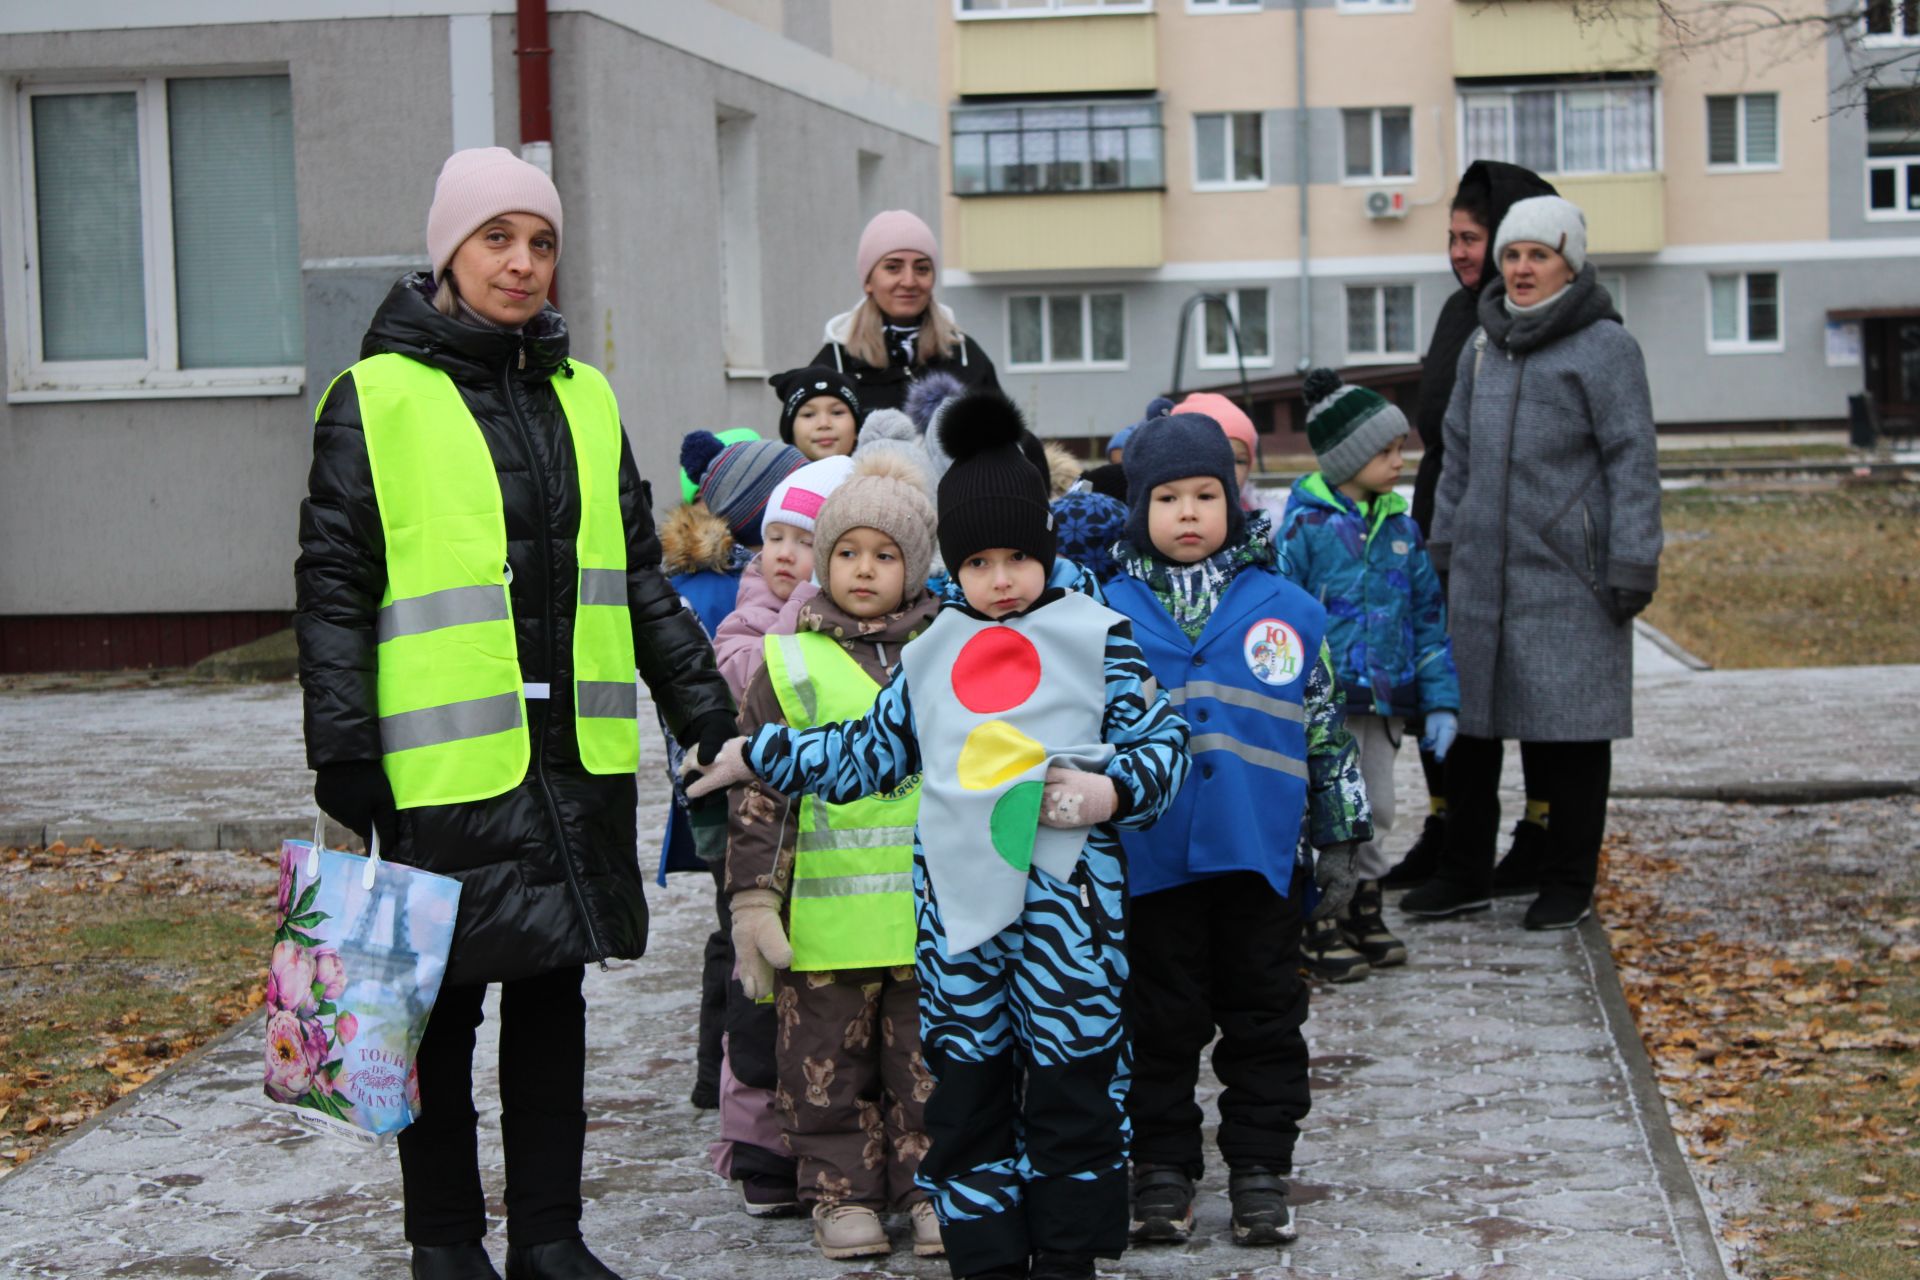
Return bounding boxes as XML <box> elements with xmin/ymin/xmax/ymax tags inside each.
<box><xmin>935</xmin><ymin>390</ymin><xmax>1055</xmax><ymax>573</ymax></box>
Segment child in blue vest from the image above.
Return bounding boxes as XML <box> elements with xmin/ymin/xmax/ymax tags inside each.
<box><xmin>1280</xmin><ymin>370</ymin><xmax>1460</xmax><ymax>979</ymax></box>
<box><xmin>725</xmin><ymin>449</ymin><xmax>944</xmax><ymax>1263</ymax></box>
<box><xmin>1102</xmin><ymin>410</ymin><xmax>1372</xmax><ymax>1250</ymax></box>
<box><xmin>685</xmin><ymin>390</ymin><xmax>1191</xmax><ymax>1280</ymax></box>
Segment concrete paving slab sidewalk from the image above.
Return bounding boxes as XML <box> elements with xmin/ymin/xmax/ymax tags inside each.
<box><xmin>3</xmin><ymin>639</ymin><xmax>1909</xmax><ymax>1276</ymax></box>
<box><xmin>0</xmin><ymin>863</ymin><xmax>1723</xmax><ymax>1280</ymax></box>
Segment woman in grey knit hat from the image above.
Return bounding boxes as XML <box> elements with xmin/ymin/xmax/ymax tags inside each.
<box><xmin>1405</xmin><ymin>195</ymin><xmax>1663</xmax><ymax>933</ymax></box>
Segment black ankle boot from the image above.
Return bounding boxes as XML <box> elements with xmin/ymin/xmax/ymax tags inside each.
<box><xmin>411</xmin><ymin>1243</ymin><xmax>501</xmax><ymax>1280</ymax></box>
<box><xmin>503</xmin><ymin>1239</ymin><xmax>623</xmax><ymax>1280</ymax></box>
<box><xmin>1381</xmin><ymin>811</ymin><xmax>1445</xmax><ymax>889</ymax></box>
<box><xmin>1492</xmin><ymin>819</ymin><xmax>1548</xmax><ymax>896</ymax></box>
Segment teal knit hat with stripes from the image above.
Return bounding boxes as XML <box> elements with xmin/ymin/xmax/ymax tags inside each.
<box><xmin>1303</xmin><ymin>368</ymin><xmax>1409</xmax><ymax>486</ymax></box>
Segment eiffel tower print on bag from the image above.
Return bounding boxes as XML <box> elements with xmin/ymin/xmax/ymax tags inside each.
<box><xmin>899</xmin><ymin>587</ymin><xmax>1120</xmax><ymax>956</ymax></box>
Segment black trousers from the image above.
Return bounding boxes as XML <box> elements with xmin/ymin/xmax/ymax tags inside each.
<box><xmin>695</xmin><ymin>862</ymin><xmax>731</xmax><ymax>1097</ymax></box>
<box><xmin>398</xmin><ymin>965</ymin><xmax>587</xmax><ymax>1247</ymax></box>
<box><xmin>1413</xmin><ymin>724</ymin><xmax>1550</xmax><ymax>809</ymax></box>
<box><xmin>1127</xmin><ymin>872</ymin><xmax>1311</xmax><ymax>1179</ymax></box>
<box><xmin>1442</xmin><ymin>736</ymin><xmax>1612</xmax><ymax>895</ymax></box>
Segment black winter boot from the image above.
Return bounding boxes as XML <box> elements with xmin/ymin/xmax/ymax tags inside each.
<box><xmin>1492</xmin><ymin>819</ymin><xmax>1548</xmax><ymax>896</ymax></box>
<box><xmin>1029</xmin><ymin>1253</ymin><xmax>1096</xmax><ymax>1280</ymax></box>
<box><xmin>1301</xmin><ymin>915</ymin><xmax>1370</xmax><ymax>983</ymax></box>
<box><xmin>1228</xmin><ymin>1167</ymin><xmax>1298</xmax><ymax>1245</ymax></box>
<box><xmin>412</xmin><ymin>1243</ymin><xmax>502</xmax><ymax>1280</ymax></box>
<box><xmin>1129</xmin><ymin>1164</ymin><xmax>1195</xmax><ymax>1243</ymax></box>
<box><xmin>1339</xmin><ymin>880</ymin><xmax>1407</xmax><ymax>967</ymax></box>
<box><xmin>503</xmin><ymin>1239</ymin><xmax>623</xmax><ymax>1280</ymax></box>
<box><xmin>1400</xmin><ymin>876</ymin><xmax>1492</xmax><ymax>920</ymax></box>
<box><xmin>1524</xmin><ymin>885</ymin><xmax>1592</xmax><ymax>931</ymax></box>
<box><xmin>1381</xmin><ymin>812</ymin><xmax>1445</xmax><ymax>889</ymax></box>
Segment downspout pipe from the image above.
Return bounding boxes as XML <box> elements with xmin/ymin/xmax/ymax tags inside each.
<box><xmin>516</xmin><ymin>0</ymin><xmax>553</xmax><ymax>175</ymax></box>
<box><xmin>516</xmin><ymin>0</ymin><xmax>555</xmax><ymax>302</ymax></box>
<box><xmin>1295</xmin><ymin>0</ymin><xmax>1311</xmax><ymax>374</ymax></box>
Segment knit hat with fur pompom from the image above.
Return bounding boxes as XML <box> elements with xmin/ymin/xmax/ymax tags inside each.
<box><xmin>934</xmin><ymin>390</ymin><xmax>1055</xmax><ymax>572</ymax></box>
<box><xmin>812</xmin><ymin>450</ymin><xmax>940</xmax><ymax>601</ymax></box>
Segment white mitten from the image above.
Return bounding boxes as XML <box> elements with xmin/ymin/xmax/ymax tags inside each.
<box><xmin>729</xmin><ymin>888</ymin><xmax>793</xmax><ymax>1001</ymax></box>
<box><xmin>1039</xmin><ymin>767</ymin><xmax>1119</xmax><ymax>829</ymax></box>
<box><xmin>679</xmin><ymin>736</ymin><xmax>753</xmax><ymax>798</ymax></box>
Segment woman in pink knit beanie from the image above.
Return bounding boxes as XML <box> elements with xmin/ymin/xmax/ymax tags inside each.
<box><xmin>809</xmin><ymin>210</ymin><xmax>1001</xmax><ymax>413</ymax></box>
<box><xmin>298</xmin><ymin>146</ymin><xmax>739</xmax><ymax>1280</ymax></box>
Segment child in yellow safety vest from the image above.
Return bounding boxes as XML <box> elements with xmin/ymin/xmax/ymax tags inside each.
<box><xmin>724</xmin><ymin>448</ymin><xmax>947</xmax><ymax>1264</ymax></box>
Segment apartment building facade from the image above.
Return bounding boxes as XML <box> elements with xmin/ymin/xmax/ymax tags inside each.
<box><xmin>0</xmin><ymin>1</ymin><xmax>939</xmax><ymax>671</ymax></box>
<box><xmin>935</xmin><ymin>0</ymin><xmax>1920</xmax><ymax>444</ymax></box>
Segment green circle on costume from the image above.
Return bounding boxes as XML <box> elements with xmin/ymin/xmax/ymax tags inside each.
<box><xmin>990</xmin><ymin>781</ymin><xmax>1044</xmax><ymax>873</ymax></box>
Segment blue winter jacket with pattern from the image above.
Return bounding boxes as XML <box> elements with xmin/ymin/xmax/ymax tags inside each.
<box><xmin>1277</xmin><ymin>473</ymin><xmax>1459</xmax><ymax>720</ymax></box>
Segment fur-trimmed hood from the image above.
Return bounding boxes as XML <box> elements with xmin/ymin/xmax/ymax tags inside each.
<box><xmin>1043</xmin><ymin>441</ymin><xmax>1083</xmax><ymax>501</ymax></box>
<box><xmin>658</xmin><ymin>501</ymin><xmax>734</xmax><ymax>578</ymax></box>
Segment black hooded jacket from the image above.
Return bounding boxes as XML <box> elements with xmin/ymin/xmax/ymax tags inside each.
<box><xmin>1411</xmin><ymin>161</ymin><xmax>1557</xmax><ymax>534</ymax></box>
<box><xmin>295</xmin><ymin>273</ymin><xmax>733</xmax><ymax>984</ymax></box>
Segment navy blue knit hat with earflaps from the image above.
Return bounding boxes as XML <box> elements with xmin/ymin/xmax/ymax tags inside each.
<box><xmin>1121</xmin><ymin>396</ymin><xmax>1245</xmax><ymax>552</ymax></box>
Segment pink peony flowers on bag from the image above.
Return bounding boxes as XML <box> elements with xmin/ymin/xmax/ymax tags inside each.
<box><xmin>314</xmin><ymin>949</ymin><xmax>347</xmax><ymax>1002</ymax></box>
<box><xmin>265</xmin><ymin>1009</ymin><xmax>315</xmax><ymax>1101</ymax></box>
<box><xmin>266</xmin><ymin>941</ymin><xmax>318</xmax><ymax>1013</ymax></box>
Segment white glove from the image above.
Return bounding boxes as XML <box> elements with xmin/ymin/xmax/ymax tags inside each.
<box><xmin>1039</xmin><ymin>767</ymin><xmax>1119</xmax><ymax>829</ymax></box>
<box><xmin>729</xmin><ymin>888</ymin><xmax>793</xmax><ymax>1001</ymax></box>
<box><xmin>680</xmin><ymin>735</ymin><xmax>753</xmax><ymax>798</ymax></box>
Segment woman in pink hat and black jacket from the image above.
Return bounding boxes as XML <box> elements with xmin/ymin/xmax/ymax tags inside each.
<box><xmin>811</xmin><ymin>209</ymin><xmax>1000</xmax><ymax>413</ymax></box>
<box><xmin>296</xmin><ymin>147</ymin><xmax>736</xmax><ymax>1280</ymax></box>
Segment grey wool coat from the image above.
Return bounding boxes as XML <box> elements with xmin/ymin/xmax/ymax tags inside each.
<box><xmin>1430</xmin><ymin>266</ymin><xmax>1663</xmax><ymax>742</ymax></box>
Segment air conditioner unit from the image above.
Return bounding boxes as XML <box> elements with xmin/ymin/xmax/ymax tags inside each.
<box><xmin>1364</xmin><ymin>189</ymin><xmax>1408</xmax><ymax>220</ymax></box>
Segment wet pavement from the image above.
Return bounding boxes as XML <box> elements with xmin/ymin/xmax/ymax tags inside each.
<box><xmin>0</xmin><ymin>843</ymin><xmax>1724</xmax><ymax>1280</ymax></box>
<box><xmin>0</xmin><ymin>665</ymin><xmax>1767</xmax><ymax>1279</ymax></box>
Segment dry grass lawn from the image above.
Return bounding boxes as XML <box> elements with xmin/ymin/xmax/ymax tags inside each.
<box><xmin>0</xmin><ymin>843</ymin><xmax>272</xmax><ymax>1172</ymax></box>
<box><xmin>1645</xmin><ymin>485</ymin><xmax>1920</xmax><ymax>668</ymax></box>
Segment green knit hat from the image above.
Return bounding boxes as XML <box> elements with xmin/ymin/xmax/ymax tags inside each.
<box><xmin>1302</xmin><ymin>368</ymin><xmax>1410</xmax><ymax>486</ymax></box>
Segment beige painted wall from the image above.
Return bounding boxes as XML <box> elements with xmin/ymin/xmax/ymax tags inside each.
<box><xmin>1656</xmin><ymin>18</ymin><xmax>1828</xmax><ymax>245</ymax></box>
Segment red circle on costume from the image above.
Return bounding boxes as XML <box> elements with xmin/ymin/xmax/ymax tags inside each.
<box><xmin>951</xmin><ymin>628</ymin><xmax>1042</xmax><ymax>713</ymax></box>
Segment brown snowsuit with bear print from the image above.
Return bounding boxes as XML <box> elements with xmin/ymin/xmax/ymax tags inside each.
<box><xmin>729</xmin><ymin>588</ymin><xmax>940</xmax><ymax>1211</ymax></box>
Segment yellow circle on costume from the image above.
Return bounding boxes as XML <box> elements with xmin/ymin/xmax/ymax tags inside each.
<box><xmin>957</xmin><ymin>720</ymin><xmax>1046</xmax><ymax>792</ymax></box>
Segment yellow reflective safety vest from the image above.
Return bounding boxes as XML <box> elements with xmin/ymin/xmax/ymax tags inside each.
<box><xmin>336</xmin><ymin>352</ymin><xmax>639</xmax><ymax>809</ymax></box>
<box><xmin>764</xmin><ymin>631</ymin><xmax>918</xmax><ymax>971</ymax></box>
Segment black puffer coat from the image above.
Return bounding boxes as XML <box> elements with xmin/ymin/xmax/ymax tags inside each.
<box><xmin>810</xmin><ymin>303</ymin><xmax>1000</xmax><ymax>413</ymax></box>
<box><xmin>1411</xmin><ymin>161</ymin><xmax>1557</xmax><ymax>535</ymax></box>
<box><xmin>295</xmin><ymin>274</ymin><xmax>733</xmax><ymax>985</ymax></box>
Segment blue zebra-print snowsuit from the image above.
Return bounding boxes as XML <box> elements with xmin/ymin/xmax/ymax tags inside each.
<box><xmin>746</xmin><ymin>563</ymin><xmax>1191</xmax><ymax>1274</ymax></box>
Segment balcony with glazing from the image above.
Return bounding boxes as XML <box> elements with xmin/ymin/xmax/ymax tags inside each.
<box><xmin>951</xmin><ymin>100</ymin><xmax>1165</xmax><ymax>271</ymax></box>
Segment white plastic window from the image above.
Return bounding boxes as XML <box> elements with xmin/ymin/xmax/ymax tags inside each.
<box><xmin>1008</xmin><ymin>292</ymin><xmax>1128</xmax><ymax>369</ymax></box>
<box><xmin>8</xmin><ymin>76</ymin><xmax>303</xmax><ymax>401</ymax></box>
<box><xmin>1707</xmin><ymin>273</ymin><xmax>1783</xmax><ymax>353</ymax></box>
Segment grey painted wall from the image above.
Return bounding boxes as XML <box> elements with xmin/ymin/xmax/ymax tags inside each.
<box><xmin>0</xmin><ymin>11</ymin><xmax>937</xmax><ymax>617</ymax></box>
<box><xmin>552</xmin><ymin>12</ymin><xmax>937</xmax><ymax>496</ymax></box>
<box><xmin>1825</xmin><ymin>38</ymin><xmax>1920</xmax><ymax>241</ymax></box>
<box><xmin>0</xmin><ymin>17</ymin><xmax>451</xmax><ymax>615</ymax></box>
